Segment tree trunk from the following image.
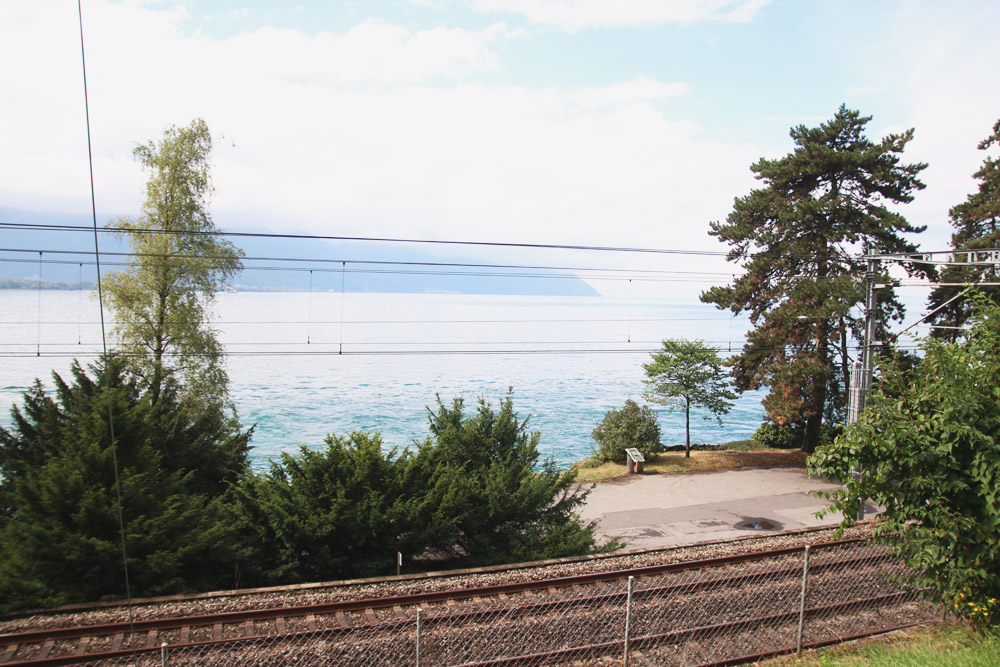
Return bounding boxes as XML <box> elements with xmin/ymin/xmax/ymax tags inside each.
<box><xmin>685</xmin><ymin>396</ymin><xmax>691</xmax><ymax>458</ymax></box>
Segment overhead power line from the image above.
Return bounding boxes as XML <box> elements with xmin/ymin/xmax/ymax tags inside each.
<box><xmin>0</xmin><ymin>221</ymin><xmax>729</xmax><ymax>256</ymax></box>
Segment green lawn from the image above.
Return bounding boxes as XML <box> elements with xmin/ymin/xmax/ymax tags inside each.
<box><xmin>571</xmin><ymin>446</ymin><xmax>807</xmax><ymax>482</ymax></box>
<box><xmin>765</xmin><ymin>622</ymin><xmax>1000</xmax><ymax>666</ymax></box>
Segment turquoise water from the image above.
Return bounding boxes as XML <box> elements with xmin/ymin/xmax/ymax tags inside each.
<box><xmin>1</xmin><ymin>290</ymin><xmax>765</xmax><ymax>469</ymax></box>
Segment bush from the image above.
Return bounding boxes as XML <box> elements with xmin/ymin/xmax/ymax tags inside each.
<box><xmin>809</xmin><ymin>293</ymin><xmax>1000</xmax><ymax>629</ymax></box>
<box><xmin>753</xmin><ymin>422</ymin><xmax>842</xmax><ymax>450</ymax></box>
<box><xmin>752</xmin><ymin>423</ymin><xmax>802</xmax><ymax>449</ymax></box>
<box><xmin>592</xmin><ymin>399</ymin><xmax>663</xmax><ymax>464</ymax></box>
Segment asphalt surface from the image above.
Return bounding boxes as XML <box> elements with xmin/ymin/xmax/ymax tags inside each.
<box><xmin>577</xmin><ymin>467</ymin><xmax>858</xmax><ymax>550</ymax></box>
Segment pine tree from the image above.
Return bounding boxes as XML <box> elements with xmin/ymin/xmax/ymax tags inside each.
<box><xmin>701</xmin><ymin>105</ymin><xmax>927</xmax><ymax>452</ymax></box>
<box><xmin>0</xmin><ymin>359</ymin><xmax>247</xmax><ymax>610</ymax></box>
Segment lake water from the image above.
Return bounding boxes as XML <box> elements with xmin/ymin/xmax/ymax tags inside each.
<box><xmin>0</xmin><ymin>289</ymin><xmax>765</xmax><ymax>469</ymax></box>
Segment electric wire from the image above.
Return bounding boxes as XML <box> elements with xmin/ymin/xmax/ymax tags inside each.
<box><xmin>76</xmin><ymin>0</ymin><xmax>135</xmax><ymax>635</ymax></box>
<box><xmin>0</xmin><ymin>246</ymin><xmax>735</xmax><ymax>277</ymax></box>
<box><xmin>0</xmin><ymin>220</ymin><xmax>728</xmax><ymax>257</ymax></box>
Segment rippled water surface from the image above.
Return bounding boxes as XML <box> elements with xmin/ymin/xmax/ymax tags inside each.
<box><xmin>1</xmin><ymin>290</ymin><xmax>766</xmax><ymax>469</ymax></box>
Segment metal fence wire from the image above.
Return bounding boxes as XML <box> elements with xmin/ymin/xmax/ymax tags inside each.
<box><xmin>48</xmin><ymin>540</ymin><xmax>940</xmax><ymax>667</ymax></box>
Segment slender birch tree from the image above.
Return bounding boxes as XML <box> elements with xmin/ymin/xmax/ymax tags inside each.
<box><xmin>103</xmin><ymin>119</ymin><xmax>243</xmax><ymax>418</ymax></box>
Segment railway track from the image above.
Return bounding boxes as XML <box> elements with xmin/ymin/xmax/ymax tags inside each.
<box><xmin>0</xmin><ymin>531</ymin><xmax>936</xmax><ymax>666</ymax></box>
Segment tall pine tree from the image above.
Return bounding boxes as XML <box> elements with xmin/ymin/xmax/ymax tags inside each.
<box><xmin>701</xmin><ymin>106</ymin><xmax>927</xmax><ymax>452</ymax></box>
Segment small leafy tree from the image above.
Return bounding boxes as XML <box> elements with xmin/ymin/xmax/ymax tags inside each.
<box><xmin>591</xmin><ymin>399</ymin><xmax>662</xmax><ymax>464</ymax></box>
<box><xmin>643</xmin><ymin>338</ymin><xmax>736</xmax><ymax>457</ymax></box>
<box><xmin>808</xmin><ymin>293</ymin><xmax>1000</xmax><ymax>628</ymax></box>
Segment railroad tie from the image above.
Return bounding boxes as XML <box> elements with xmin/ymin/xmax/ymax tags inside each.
<box><xmin>212</xmin><ymin>623</ymin><xmax>223</xmax><ymax>641</ymax></box>
<box><xmin>38</xmin><ymin>639</ymin><xmax>55</xmax><ymax>660</ymax></box>
<box><xmin>306</xmin><ymin>614</ymin><xmax>318</xmax><ymax>631</ymax></box>
<box><xmin>364</xmin><ymin>608</ymin><xmax>378</xmax><ymax>623</ymax></box>
<box><xmin>144</xmin><ymin>630</ymin><xmax>159</xmax><ymax>649</ymax></box>
<box><xmin>75</xmin><ymin>636</ymin><xmax>90</xmax><ymax>656</ymax></box>
<box><xmin>334</xmin><ymin>611</ymin><xmax>349</xmax><ymax>628</ymax></box>
<box><xmin>1</xmin><ymin>643</ymin><xmax>20</xmax><ymax>663</ymax></box>
<box><xmin>393</xmin><ymin>605</ymin><xmax>407</xmax><ymax>619</ymax></box>
<box><xmin>110</xmin><ymin>633</ymin><xmax>124</xmax><ymax>652</ymax></box>
<box><xmin>243</xmin><ymin>619</ymin><xmax>255</xmax><ymax>637</ymax></box>
<box><xmin>179</xmin><ymin>626</ymin><xmax>191</xmax><ymax>644</ymax></box>
<box><xmin>276</xmin><ymin>617</ymin><xmax>288</xmax><ymax>634</ymax></box>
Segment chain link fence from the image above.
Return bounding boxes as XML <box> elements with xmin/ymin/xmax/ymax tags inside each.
<box><xmin>21</xmin><ymin>540</ymin><xmax>940</xmax><ymax>667</ymax></box>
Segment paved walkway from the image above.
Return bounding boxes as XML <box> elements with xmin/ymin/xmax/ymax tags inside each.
<box><xmin>577</xmin><ymin>467</ymin><xmax>847</xmax><ymax>550</ymax></box>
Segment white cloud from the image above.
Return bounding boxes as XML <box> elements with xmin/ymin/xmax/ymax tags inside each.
<box><xmin>0</xmin><ymin>0</ymin><xmax>759</xmax><ymax>263</ymax></box>
<box><xmin>469</xmin><ymin>0</ymin><xmax>772</xmax><ymax>30</ymax></box>
<box><xmin>570</xmin><ymin>78</ymin><xmax>691</xmax><ymax>108</ymax></box>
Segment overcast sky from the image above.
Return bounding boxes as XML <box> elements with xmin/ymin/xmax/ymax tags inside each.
<box><xmin>2</xmin><ymin>0</ymin><xmax>999</xmax><ymax>290</ymax></box>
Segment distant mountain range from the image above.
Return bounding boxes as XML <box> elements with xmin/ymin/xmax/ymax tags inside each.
<box><xmin>0</xmin><ymin>208</ymin><xmax>598</xmax><ymax>297</ymax></box>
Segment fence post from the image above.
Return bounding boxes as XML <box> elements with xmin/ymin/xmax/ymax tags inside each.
<box><xmin>415</xmin><ymin>607</ymin><xmax>423</xmax><ymax>667</ymax></box>
<box><xmin>160</xmin><ymin>642</ymin><xmax>169</xmax><ymax>667</ymax></box>
<box><xmin>623</xmin><ymin>575</ymin><xmax>634</xmax><ymax>667</ymax></box>
<box><xmin>796</xmin><ymin>545</ymin><xmax>811</xmax><ymax>654</ymax></box>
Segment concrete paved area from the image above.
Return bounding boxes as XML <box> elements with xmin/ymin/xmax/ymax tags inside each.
<box><xmin>578</xmin><ymin>468</ymin><xmax>849</xmax><ymax>550</ymax></box>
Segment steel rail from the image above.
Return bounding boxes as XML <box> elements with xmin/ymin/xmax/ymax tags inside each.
<box><xmin>0</xmin><ymin>538</ymin><xmax>866</xmax><ymax>649</ymax></box>
<box><xmin>0</xmin><ymin>524</ymin><xmax>876</xmax><ymax>625</ymax></box>
<box><xmin>0</xmin><ymin>544</ymin><xmax>898</xmax><ymax>666</ymax></box>
<box><xmin>2</xmin><ymin>588</ymin><xmax>922</xmax><ymax>667</ymax></box>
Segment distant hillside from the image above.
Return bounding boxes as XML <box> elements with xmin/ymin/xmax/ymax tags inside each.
<box><xmin>0</xmin><ymin>208</ymin><xmax>598</xmax><ymax>297</ymax></box>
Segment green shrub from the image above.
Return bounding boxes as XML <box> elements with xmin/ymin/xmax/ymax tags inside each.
<box><xmin>809</xmin><ymin>293</ymin><xmax>1000</xmax><ymax>629</ymax></box>
<box><xmin>592</xmin><ymin>399</ymin><xmax>663</xmax><ymax>464</ymax></box>
<box><xmin>752</xmin><ymin>423</ymin><xmax>802</xmax><ymax>449</ymax></box>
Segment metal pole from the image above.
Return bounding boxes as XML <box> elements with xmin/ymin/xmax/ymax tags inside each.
<box><xmin>161</xmin><ymin>642</ymin><xmax>169</xmax><ymax>667</ymax></box>
<box><xmin>415</xmin><ymin>607</ymin><xmax>422</xmax><ymax>667</ymax></box>
<box><xmin>796</xmin><ymin>545</ymin><xmax>811</xmax><ymax>655</ymax></box>
<box><xmin>856</xmin><ymin>248</ymin><xmax>880</xmax><ymax>520</ymax></box>
<box><xmin>623</xmin><ymin>575</ymin><xmax>634</xmax><ymax>667</ymax></box>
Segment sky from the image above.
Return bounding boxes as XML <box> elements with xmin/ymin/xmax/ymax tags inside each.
<box><xmin>2</xmin><ymin>0</ymin><xmax>999</xmax><ymax>298</ymax></box>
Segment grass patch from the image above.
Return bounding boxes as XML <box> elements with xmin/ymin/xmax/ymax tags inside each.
<box><xmin>571</xmin><ymin>447</ymin><xmax>807</xmax><ymax>483</ymax></box>
<box><xmin>764</xmin><ymin>621</ymin><xmax>1000</xmax><ymax>666</ymax></box>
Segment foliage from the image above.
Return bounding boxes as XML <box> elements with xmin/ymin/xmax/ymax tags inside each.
<box><xmin>591</xmin><ymin>399</ymin><xmax>663</xmax><ymax>464</ymax></box>
<box><xmin>103</xmin><ymin>118</ymin><xmax>244</xmax><ymax>417</ymax></box>
<box><xmin>808</xmin><ymin>294</ymin><xmax>1000</xmax><ymax>628</ymax></box>
<box><xmin>233</xmin><ymin>432</ymin><xmax>421</xmax><ymax>584</ymax></box>
<box><xmin>752</xmin><ymin>422</ymin><xmax>842</xmax><ymax>450</ymax></box>
<box><xmin>235</xmin><ymin>392</ymin><xmax>601</xmax><ymax>583</ymax></box>
<box><xmin>927</xmin><ymin>117</ymin><xmax>1000</xmax><ymax>340</ymax></box>
<box><xmin>701</xmin><ymin>105</ymin><xmax>927</xmax><ymax>452</ymax></box>
<box><xmin>752</xmin><ymin>423</ymin><xmax>802</xmax><ymax>449</ymax></box>
<box><xmin>643</xmin><ymin>338</ymin><xmax>736</xmax><ymax>457</ymax></box>
<box><xmin>412</xmin><ymin>393</ymin><xmax>599</xmax><ymax>565</ymax></box>
<box><xmin>0</xmin><ymin>359</ymin><xmax>248</xmax><ymax>611</ymax></box>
